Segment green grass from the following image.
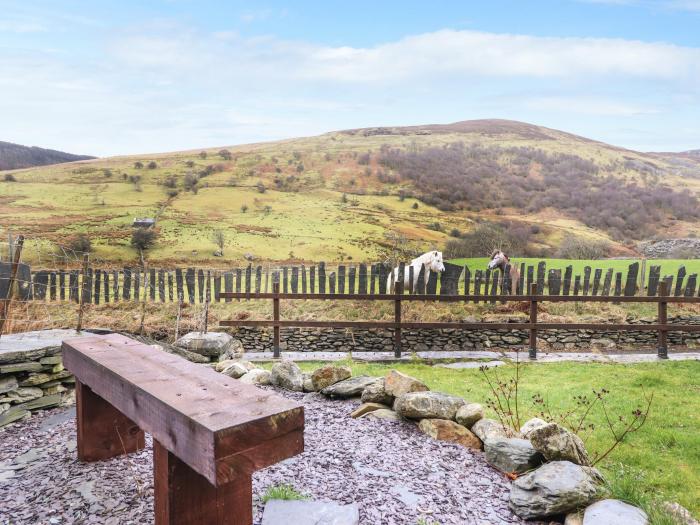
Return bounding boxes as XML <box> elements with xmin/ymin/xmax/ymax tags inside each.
<box><xmin>260</xmin><ymin>483</ymin><xmax>308</xmax><ymax>503</ymax></box>
<box><xmin>275</xmin><ymin>359</ymin><xmax>700</xmax><ymax>516</ymax></box>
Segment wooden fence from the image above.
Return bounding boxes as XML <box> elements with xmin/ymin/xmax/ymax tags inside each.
<box><xmin>219</xmin><ymin>277</ymin><xmax>700</xmax><ymax>360</ymax></box>
<box><xmin>2</xmin><ymin>260</ymin><xmax>700</xmax><ymax>304</ymax></box>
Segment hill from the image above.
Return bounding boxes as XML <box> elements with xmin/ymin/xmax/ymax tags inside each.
<box><xmin>0</xmin><ymin>141</ymin><xmax>94</xmax><ymax>171</ymax></box>
<box><xmin>2</xmin><ymin>119</ymin><xmax>699</xmax><ymax>265</ymax></box>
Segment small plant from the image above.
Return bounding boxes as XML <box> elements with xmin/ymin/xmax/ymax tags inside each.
<box><xmin>212</xmin><ymin>229</ymin><xmax>226</xmax><ymax>255</ymax></box>
<box><xmin>241</xmin><ymin>204</ymin><xmax>248</xmax><ymax>213</ymax></box>
<box><xmin>260</xmin><ymin>484</ymin><xmax>308</xmax><ymax>504</ymax></box>
<box><xmin>416</xmin><ymin>518</ymin><xmax>440</xmax><ymax>525</ymax></box>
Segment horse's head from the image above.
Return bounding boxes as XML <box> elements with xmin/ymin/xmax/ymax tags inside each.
<box><xmin>429</xmin><ymin>251</ymin><xmax>445</xmax><ymax>273</ymax></box>
<box><xmin>488</xmin><ymin>250</ymin><xmax>509</xmax><ymax>270</ymax></box>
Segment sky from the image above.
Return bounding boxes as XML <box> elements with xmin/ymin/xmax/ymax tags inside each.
<box><xmin>1</xmin><ymin>0</ymin><xmax>699</xmax><ymax>156</ymax></box>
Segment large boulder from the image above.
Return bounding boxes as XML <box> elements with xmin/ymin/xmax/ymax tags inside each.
<box><xmin>484</xmin><ymin>438</ymin><xmax>544</xmax><ymax>474</ymax></box>
<box><xmin>661</xmin><ymin>502</ymin><xmax>699</xmax><ymax>525</ymax></box>
<box><xmin>471</xmin><ymin>418</ymin><xmax>517</xmax><ymax>442</ymax></box>
<box><xmin>455</xmin><ymin>403</ymin><xmax>484</xmax><ymax>429</ymax></box>
<box><xmin>384</xmin><ymin>370</ymin><xmax>429</xmax><ymax>398</ymax></box>
<box><xmin>509</xmin><ymin>461</ymin><xmax>603</xmax><ymax>520</ymax></box>
<box><xmin>270</xmin><ymin>360</ymin><xmax>304</xmax><ymax>391</ymax></box>
<box><xmin>321</xmin><ymin>376</ymin><xmax>380</xmax><ymax>398</ymax></box>
<box><xmin>174</xmin><ymin>332</ymin><xmax>235</xmax><ymax>358</ymax></box>
<box><xmin>219</xmin><ymin>338</ymin><xmax>244</xmax><ymax>361</ymax></box>
<box><xmin>583</xmin><ymin>499</ymin><xmax>648</xmax><ymax>525</ymax></box>
<box><xmin>521</xmin><ymin>417</ymin><xmax>548</xmax><ymax>438</ymax></box>
<box><xmin>239</xmin><ymin>369</ymin><xmax>271</xmax><ymax>386</ymax></box>
<box><xmin>529</xmin><ymin>423</ymin><xmax>590</xmax><ymax>465</ymax></box>
<box><xmin>418</xmin><ymin>419</ymin><xmax>482</xmax><ymax>450</ymax></box>
<box><xmin>393</xmin><ymin>391</ymin><xmax>465</xmax><ymax>420</ymax></box>
<box><xmin>360</xmin><ymin>378</ymin><xmax>394</xmax><ymax>406</ymax></box>
<box><xmin>311</xmin><ymin>365</ymin><xmax>352</xmax><ymax>391</ymax></box>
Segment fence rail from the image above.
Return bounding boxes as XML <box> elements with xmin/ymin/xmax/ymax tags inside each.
<box><xmin>219</xmin><ymin>280</ymin><xmax>698</xmax><ymax>360</ymax></box>
<box><xmin>2</xmin><ymin>259</ymin><xmax>700</xmax><ymax>305</ymax></box>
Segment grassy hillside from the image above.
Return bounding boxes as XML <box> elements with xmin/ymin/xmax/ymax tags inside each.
<box><xmin>2</xmin><ymin>119</ymin><xmax>699</xmax><ymax>265</ymax></box>
<box><xmin>0</xmin><ymin>140</ymin><xmax>94</xmax><ymax>171</ymax></box>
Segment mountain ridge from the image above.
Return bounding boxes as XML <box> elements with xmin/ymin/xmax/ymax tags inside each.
<box><xmin>0</xmin><ymin>140</ymin><xmax>95</xmax><ymax>171</ymax></box>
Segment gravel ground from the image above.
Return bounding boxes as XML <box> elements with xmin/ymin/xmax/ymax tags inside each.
<box><xmin>1</xmin><ymin>389</ymin><xmax>531</xmax><ymax>525</ymax></box>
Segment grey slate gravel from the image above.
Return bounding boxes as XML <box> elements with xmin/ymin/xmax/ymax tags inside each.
<box><xmin>1</xmin><ymin>388</ymin><xmax>536</xmax><ymax>525</ymax></box>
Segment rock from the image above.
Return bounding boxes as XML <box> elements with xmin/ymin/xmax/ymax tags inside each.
<box><xmin>362</xmin><ymin>409</ymin><xmax>403</xmax><ymax>421</ymax></box>
<box><xmin>350</xmin><ymin>403</ymin><xmax>389</xmax><ymax>418</ymax></box>
<box><xmin>0</xmin><ymin>362</ymin><xmax>43</xmax><ymax>374</ymax></box>
<box><xmin>174</xmin><ymin>332</ymin><xmax>234</xmax><ymax>357</ymax></box>
<box><xmin>0</xmin><ymin>376</ymin><xmax>18</xmax><ymax>395</ymax></box>
<box><xmin>455</xmin><ymin>403</ymin><xmax>484</xmax><ymax>429</ymax></box>
<box><xmin>214</xmin><ymin>359</ymin><xmax>251</xmax><ymax>373</ymax></box>
<box><xmin>311</xmin><ymin>365</ymin><xmax>351</xmax><ymax>391</ymax></box>
<box><xmin>0</xmin><ymin>403</ymin><xmax>9</xmax><ymax>415</ymax></box>
<box><xmin>39</xmin><ymin>356</ymin><xmax>63</xmax><ymax>365</ymax></box>
<box><xmin>15</xmin><ymin>394</ymin><xmax>61</xmax><ymax>411</ymax></box>
<box><xmin>384</xmin><ymin>370</ymin><xmax>429</xmax><ymax>398</ymax></box>
<box><xmin>261</xmin><ymin>499</ymin><xmax>359</xmax><ymax>525</ymax></box>
<box><xmin>661</xmin><ymin>502</ymin><xmax>699</xmax><ymax>525</ymax></box>
<box><xmin>238</xmin><ymin>369</ymin><xmax>271</xmax><ymax>386</ymax></box>
<box><xmin>471</xmin><ymin>418</ymin><xmax>517</xmax><ymax>442</ymax></box>
<box><xmin>360</xmin><ymin>378</ymin><xmax>394</xmax><ymax>405</ymax></box>
<box><xmin>219</xmin><ymin>339</ymin><xmax>244</xmax><ymax>361</ymax></box>
<box><xmin>484</xmin><ymin>438</ymin><xmax>544</xmax><ymax>474</ymax></box>
<box><xmin>521</xmin><ymin>417</ymin><xmax>548</xmax><ymax>438</ymax></box>
<box><xmin>270</xmin><ymin>360</ymin><xmax>304</xmax><ymax>391</ymax></box>
<box><xmin>393</xmin><ymin>391</ymin><xmax>465</xmax><ymax>420</ymax></box>
<box><xmin>418</xmin><ymin>419</ymin><xmax>482</xmax><ymax>450</ymax></box>
<box><xmin>529</xmin><ymin>423</ymin><xmax>590</xmax><ymax>465</ymax></box>
<box><xmin>321</xmin><ymin>376</ymin><xmax>379</xmax><ymax>398</ymax></box>
<box><xmin>565</xmin><ymin>512</ymin><xmax>584</xmax><ymax>525</ymax></box>
<box><xmin>1</xmin><ymin>387</ymin><xmax>43</xmax><ymax>403</ymax></box>
<box><xmin>220</xmin><ymin>361</ymin><xmax>249</xmax><ymax>379</ymax></box>
<box><xmin>0</xmin><ymin>408</ymin><xmax>29</xmax><ymax>427</ymax></box>
<box><xmin>302</xmin><ymin>373</ymin><xmax>314</xmax><ymax>392</ymax></box>
<box><xmin>583</xmin><ymin>499</ymin><xmax>648</xmax><ymax>525</ymax></box>
<box><xmin>509</xmin><ymin>461</ymin><xmax>603</xmax><ymax>520</ymax></box>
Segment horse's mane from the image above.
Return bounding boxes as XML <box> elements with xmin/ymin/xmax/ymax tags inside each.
<box><xmin>491</xmin><ymin>250</ymin><xmax>510</xmax><ymax>261</ymax></box>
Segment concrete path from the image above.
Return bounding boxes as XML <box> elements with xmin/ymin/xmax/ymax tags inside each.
<box><xmin>246</xmin><ymin>349</ymin><xmax>700</xmax><ymax>364</ymax></box>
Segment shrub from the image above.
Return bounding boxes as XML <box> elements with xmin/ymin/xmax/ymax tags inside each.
<box><xmin>241</xmin><ymin>204</ymin><xmax>248</xmax><ymax>213</ymax></box>
<box><xmin>449</xmin><ymin>228</ymin><xmax>462</xmax><ymax>238</ymax></box>
<box><xmin>183</xmin><ymin>173</ymin><xmax>198</xmax><ymax>192</ymax></box>
<box><xmin>162</xmin><ymin>175</ymin><xmax>177</xmax><ymax>188</ymax></box>
<box><xmin>147</xmin><ymin>161</ymin><xmax>157</xmax><ymax>169</ymax></box>
<box><xmin>256</xmin><ymin>181</ymin><xmax>266</xmax><ymax>193</ymax></box>
<box><xmin>67</xmin><ymin>234</ymin><xmax>91</xmax><ymax>254</ymax></box>
<box><xmin>556</xmin><ymin>236</ymin><xmax>610</xmax><ymax>259</ymax></box>
<box><xmin>442</xmin><ymin>221</ymin><xmax>530</xmax><ymax>258</ymax></box>
<box><xmin>3</xmin><ymin>174</ymin><xmax>16</xmax><ymax>182</ymax></box>
<box><xmin>218</xmin><ymin>149</ymin><xmax>232</xmax><ymax>160</ymax></box>
<box><xmin>133</xmin><ymin>161</ymin><xmax>143</xmax><ymax>169</ymax></box>
<box><xmin>412</xmin><ymin>202</ymin><xmax>419</xmax><ymax>209</ymax></box>
<box><xmin>426</xmin><ymin>222</ymin><xmax>443</xmax><ymax>232</ymax></box>
<box><xmin>199</xmin><ymin>151</ymin><xmax>207</xmax><ymax>159</ymax></box>
<box><xmin>131</xmin><ymin>228</ymin><xmax>156</xmax><ymax>251</ymax></box>
<box><xmin>185</xmin><ymin>160</ymin><xmax>195</xmax><ymax>168</ymax></box>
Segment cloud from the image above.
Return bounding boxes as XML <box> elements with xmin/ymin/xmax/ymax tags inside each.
<box><xmin>107</xmin><ymin>27</ymin><xmax>700</xmax><ymax>84</ymax></box>
<box><xmin>522</xmin><ymin>96</ymin><xmax>661</xmax><ymax>116</ymax></box>
<box><xmin>577</xmin><ymin>0</ymin><xmax>700</xmax><ymax>10</ymax></box>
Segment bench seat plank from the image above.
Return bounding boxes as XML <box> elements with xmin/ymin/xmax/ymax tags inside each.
<box><xmin>62</xmin><ymin>333</ymin><xmax>303</xmax><ymax>486</ymax></box>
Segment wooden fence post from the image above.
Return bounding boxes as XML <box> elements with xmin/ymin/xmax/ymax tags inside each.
<box><xmin>273</xmin><ymin>280</ymin><xmax>281</xmax><ymax>359</ymax></box>
<box><xmin>658</xmin><ymin>281</ymin><xmax>668</xmax><ymax>359</ymax></box>
<box><xmin>77</xmin><ymin>253</ymin><xmax>89</xmax><ymax>332</ymax></box>
<box><xmin>394</xmin><ymin>263</ymin><xmax>404</xmax><ymax>358</ymax></box>
<box><xmin>529</xmin><ymin>282</ymin><xmax>538</xmax><ymax>359</ymax></box>
<box><xmin>0</xmin><ymin>235</ymin><xmax>24</xmax><ymax>338</ymax></box>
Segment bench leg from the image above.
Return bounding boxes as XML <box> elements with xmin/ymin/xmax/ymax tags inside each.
<box><xmin>75</xmin><ymin>379</ymin><xmax>145</xmax><ymax>462</ymax></box>
<box><xmin>154</xmin><ymin>440</ymin><xmax>253</xmax><ymax>525</ymax></box>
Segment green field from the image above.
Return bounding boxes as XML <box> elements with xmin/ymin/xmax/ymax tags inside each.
<box><xmin>284</xmin><ymin>359</ymin><xmax>700</xmax><ymax>517</ymax></box>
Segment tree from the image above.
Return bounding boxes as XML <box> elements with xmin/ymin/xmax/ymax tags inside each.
<box><xmin>199</xmin><ymin>151</ymin><xmax>207</xmax><ymax>159</ymax></box>
<box><xmin>3</xmin><ymin>174</ymin><xmax>16</xmax><ymax>182</ymax></box>
<box><xmin>131</xmin><ymin>228</ymin><xmax>156</xmax><ymax>251</ymax></box>
<box><xmin>147</xmin><ymin>161</ymin><xmax>158</xmax><ymax>169</ymax></box>
<box><xmin>133</xmin><ymin>161</ymin><xmax>143</xmax><ymax>169</ymax></box>
<box><xmin>212</xmin><ymin>230</ymin><xmax>226</xmax><ymax>255</ymax></box>
<box><xmin>218</xmin><ymin>149</ymin><xmax>232</xmax><ymax>160</ymax></box>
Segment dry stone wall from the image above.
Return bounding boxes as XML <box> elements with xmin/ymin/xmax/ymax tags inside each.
<box><xmin>232</xmin><ymin>315</ymin><xmax>700</xmax><ymax>353</ymax></box>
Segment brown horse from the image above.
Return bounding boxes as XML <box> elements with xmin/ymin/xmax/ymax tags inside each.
<box><xmin>487</xmin><ymin>250</ymin><xmax>520</xmax><ymax>294</ymax></box>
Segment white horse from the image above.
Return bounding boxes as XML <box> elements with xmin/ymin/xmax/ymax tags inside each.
<box><xmin>387</xmin><ymin>251</ymin><xmax>446</xmax><ymax>292</ymax></box>
<box><xmin>488</xmin><ymin>249</ymin><xmax>520</xmax><ymax>294</ymax></box>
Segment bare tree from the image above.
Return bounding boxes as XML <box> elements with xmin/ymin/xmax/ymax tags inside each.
<box><xmin>212</xmin><ymin>230</ymin><xmax>226</xmax><ymax>255</ymax></box>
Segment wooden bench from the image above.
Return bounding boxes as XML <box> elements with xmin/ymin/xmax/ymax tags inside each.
<box><xmin>62</xmin><ymin>333</ymin><xmax>304</xmax><ymax>525</ymax></box>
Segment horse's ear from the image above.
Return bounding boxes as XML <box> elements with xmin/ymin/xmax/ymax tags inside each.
<box><xmin>434</xmin><ymin>251</ymin><xmax>438</xmax><ymax>256</ymax></box>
